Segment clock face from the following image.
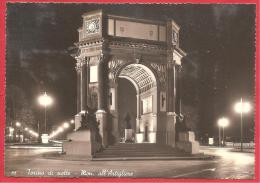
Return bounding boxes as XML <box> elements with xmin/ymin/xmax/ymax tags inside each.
<box><xmin>85</xmin><ymin>18</ymin><xmax>100</xmax><ymax>34</ymax></box>
<box><xmin>88</xmin><ymin>22</ymin><xmax>96</xmax><ymax>32</ymax></box>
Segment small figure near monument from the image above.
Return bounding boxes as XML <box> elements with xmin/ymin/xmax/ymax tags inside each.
<box><xmin>176</xmin><ymin>114</ymin><xmax>191</xmax><ymax>141</ymax></box>
<box><xmin>179</xmin><ymin>114</ymin><xmax>191</xmax><ymax>132</ymax></box>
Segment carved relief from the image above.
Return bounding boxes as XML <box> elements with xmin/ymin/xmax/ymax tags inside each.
<box><xmin>150</xmin><ymin>63</ymin><xmax>167</xmax><ymax>86</ymax></box>
<box><xmin>108</xmin><ymin>58</ymin><xmax>125</xmax><ymax>81</ymax></box>
<box><xmin>109</xmin><ymin>41</ymin><xmax>166</xmax><ymax>52</ymax></box>
<box><xmin>89</xmin><ymin>55</ymin><xmax>101</xmax><ymax>65</ymax></box>
<box><xmin>75</xmin><ymin>57</ymin><xmax>90</xmax><ymax>72</ymax></box>
<box><xmin>172</xmin><ymin>31</ymin><xmax>178</xmax><ymax>46</ymax></box>
<box><xmin>85</xmin><ymin>18</ymin><xmax>100</xmax><ymax>35</ymax></box>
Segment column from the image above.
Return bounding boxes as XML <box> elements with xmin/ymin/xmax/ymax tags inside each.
<box><xmin>166</xmin><ymin>60</ymin><xmax>177</xmax><ymax>147</ymax></box>
<box><xmin>86</xmin><ymin>58</ymin><xmax>90</xmax><ymax>108</ymax></box>
<box><xmin>136</xmin><ymin>94</ymin><xmax>140</xmax><ymax>132</ymax></box>
<box><xmin>176</xmin><ymin>65</ymin><xmax>182</xmax><ymax>115</ymax></box>
<box><xmin>95</xmin><ymin>54</ymin><xmax>108</xmax><ymax>147</ymax></box>
<box><xmin>80</xmin><ymin>57</ymin><xmax>90</xmax><ymax>112</ymax></box>
<box><xmin>167</xmin><ymin>61</ymin><xmax>177</xmax><ymax>112</ymax></box>
<box><xmin>175</xmin><ymin>65</ymin><xmax>182</xmax><ymax>142</ymax></box>
<box><xmin>80</xmin><ymin>60</ymin><xmax>86</xmax><ymax>112</ymax></box>
<box><xmin>76</xmin><ymin>69</ymin><xmax>81</xmax><ymax>113</ymax></box>
<box><xmin>97</xmin><ymin>55</ymin><xmax>105</xmax><ymax>110</ymax></box>
<box><xmin>114</xmin><ymin>83</ymin><xmax>120</xmax><ymax>142</ymax></box>
<box><xmin>75</xmin><ymin>58</ymin><xmax>83</xmax><ymax>130</ymax></box>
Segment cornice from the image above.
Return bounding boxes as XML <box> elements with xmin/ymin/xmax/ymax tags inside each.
<box><xmin>109</xmin><ymin>40</ymin><xmax>167</xmax><ymax>51</ymax></box>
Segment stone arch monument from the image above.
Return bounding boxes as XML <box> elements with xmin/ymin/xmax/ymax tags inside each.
<box><xmin>64</xmin><ymin>10</ymin><xmax>199</xmax><ymax>157</ymax></box>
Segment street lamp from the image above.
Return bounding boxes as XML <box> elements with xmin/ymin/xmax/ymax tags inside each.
<box><xmin>218</xmin><ymin>117</ymin><xmax>229</xmax><ymax>147</ymax></box>
<box><xmin>38</xmin><ymin>92</ymin><xmax>53</xmax><ymax>133</ymax></box>
<box><xmin>63</xmin><ymin>122</ymin><xmax>70</xmax><ymax>129</ymax></box>
<box><xmin>15</xmin><ymin>122</ymin><xmax>22</xmax><ymax>142</ymax></box>
<box><xmin>15</xmin><ymin>122</ymin><xmax>21</xmax><ymax>127</ymax></box>
<box><xmin>58</xmin><ymin>127</ymin><xmax>64</xmax><ymax>133</ymax></box>
<box><xmin>234</xmin><ymin>98</ymin><xmax>251</xmax><ymax>151</ymax></box>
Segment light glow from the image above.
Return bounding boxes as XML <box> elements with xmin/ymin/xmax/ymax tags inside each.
<box><xmin>38</xmin><ymin>92</ymin><xmax>53</xmax><ymax>107</ymax></box>
<box><xmin>218</xmin><ymin>117</ymin><xmax>229</xmax><ymax>127</ymax></box>
<box><xmin>209</xmin><ymin>138</ymin><xmax>214</xmax><ymax>145</ymax></box>
<box><xmin>58</xmin><ymin>127</ymin><xmax>64</xmax><ymax>132</ymax></box>
<box><xmin>234</xmin><ymin>101</ymin><xmax>251</xmax><ymax>113</ymax></box>
<box><xmin>27</xmin><ymin>129</ymin><xmax>38</xmax><ymax>137</ymax></box>
<box><xmin>9</xmin><ymin>127</ymin><xmax>14</xmax><ymax>132</ymax></box>
<box><xmin>63</xmin><ymin>122</ymin><xmax>69</xmax><ymax>129</ymax></box>
<box><xmin>15</xmin><ymin>122</ymin><xmax>21</xmax><ymax>127</ymax></box>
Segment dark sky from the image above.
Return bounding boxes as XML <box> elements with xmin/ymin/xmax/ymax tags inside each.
<box><xmin>6</xmin><ymin>3</ymin><xmax>255</xmax><ymax>140</ymax></box>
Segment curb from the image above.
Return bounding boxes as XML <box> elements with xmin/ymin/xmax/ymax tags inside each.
<box><xmin>42</xmin><ymin>154</ymin><xmax>215</xmax><ymax>161</ymax></box>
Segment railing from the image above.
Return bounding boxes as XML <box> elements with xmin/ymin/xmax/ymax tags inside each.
<box><xmin>225</xmin><ymin>142</ymin><xmax>255</xmax><ymax>149</ymax></box>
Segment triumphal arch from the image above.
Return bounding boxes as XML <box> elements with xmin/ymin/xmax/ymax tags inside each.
<box><xmin>64</xmin><ymin>10</ymin><xmax>199</xmax><ymax>157</ymax></box>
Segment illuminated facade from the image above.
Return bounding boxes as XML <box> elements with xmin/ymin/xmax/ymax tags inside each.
<box><xmin>66</xmin><ymin>10</ymin><xmax>189</xmax><ymax>156</ymax></box>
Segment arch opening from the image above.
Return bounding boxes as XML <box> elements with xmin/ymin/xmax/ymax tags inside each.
<box><xmin>117</xmin><ymin>64</ymin><xmax>158</xmax><ymax>143</ymax></box>
<box><xmin>118</xmin><ymin>64</ymin><xmax>156</xmax><ymax>93</ymax></box>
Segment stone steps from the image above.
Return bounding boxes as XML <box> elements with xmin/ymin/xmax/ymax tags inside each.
<box><xmin>93</xmin><ymin>143</ymin><xmax>188</xmax><ymax>158</ymax></box>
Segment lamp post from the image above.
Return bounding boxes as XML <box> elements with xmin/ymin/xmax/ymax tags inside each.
<box><xmin>38</xmin><ymin>92</ymin><xmax>53</xmax><ymax>133</ymax></box>
<box><xmin>218</xmin><ymin>117</ymin><xmax>229</xmax><ymax>147</ymax></box>
<box><xmin>9</xmin><ymin>127</ymin><xmax>14</xmax><ymax>141</ymax></box>
<box><xmin>234</xmin><ymin>98</ymin><xmax>251</xmax><ymax>151</ymax></box>
<box><xmin>15</xmin><ymin>121</ymin><xmax>21</xmax><ymax>142</ymax></box>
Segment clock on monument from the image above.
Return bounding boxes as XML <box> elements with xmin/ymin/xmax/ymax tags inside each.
<box><xmin>85</xmin><ymin>18</ymin><xmax>100</xmax><ymax>35</ymax></box>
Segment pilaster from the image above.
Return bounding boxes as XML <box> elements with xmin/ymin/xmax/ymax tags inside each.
<box><xmin>96</xmin><ymin>53</ymin><xmax>109</xmax><ymax>147</ymax></box>
<box><xmin>166</xmin><ymin>112</ymin><xmax>177</xmax><ymax>147</ymax></box>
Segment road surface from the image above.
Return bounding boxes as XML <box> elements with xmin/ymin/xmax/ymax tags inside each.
<box><xmin>4</xmin><ymin>145</ymin><xmax>255</xmax><ymax>179</ymax></box>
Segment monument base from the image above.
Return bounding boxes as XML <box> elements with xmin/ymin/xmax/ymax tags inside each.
<box><xmin>176</xmin><ymin>141</ymin><xmax>200</xmax><ymax>154</ymax></box>
<box><xmin>166</xmin><ymin>113</ymin><xmax>176</xmax><ymax>147</ymax></box>
<box><xmin>176</xmin><ymin>131</ymin><xmax>200</xmax><ymax>154</ymax></box>
<box><xmin>96</xmin><ymin>110</ymin><xmax>108</xmax><ymax>147</ymax></box>
<box><xmin>125</xmin><ymin>129</ymin><xmax>133</xmax><ymax>142</ymax></box>
<box><xmin>63</xmin><ymin>129</ymin><xmax>92</xmax><ymax>157</ymax></box>
<box><xmin>135</xmin><ymin>133</ymin><xmax>144</xmax><ymax>143</ymax></box>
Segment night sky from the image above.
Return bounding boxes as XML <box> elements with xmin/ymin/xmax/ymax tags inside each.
<box><xmin>6</xmin><ymin>3</ymin><xmax>256</xmax><ymax>141</ymax></box>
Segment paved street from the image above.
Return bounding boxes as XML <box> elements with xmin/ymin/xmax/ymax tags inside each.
<box><xmin>4</xmin><ymin>145</ymin><xmax>255</xmax><ymax>179</ymax></box>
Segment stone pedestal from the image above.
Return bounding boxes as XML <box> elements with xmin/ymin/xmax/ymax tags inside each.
<box><xmin>74</xmin><ymin>113</ymin><xmax>82</xmax><ymax>131</ymax></box>
<box><xmin>176</xmin><ymin>131</ymin><xmax>200</xmax><ymax>154</ymax></box>
<box><xmin>125</xmin><ymin>129</ymin><xmax>133</xmax><ymax>142</ymax></box>
<box><xmin>63</xmin><ymin>129</ymin><xmax>92</xmax><ymax>157</ymax></box>
<box><xmin>135</xmin><ymin>133</ymin><xmax>144</xmax><ymax>143</ymax></box>
<box><xmin>166</xmin><ymin>113</ymin><xmax>176</xmax><ymax>147</ymax></box>
<box><xmin>148</xmin><ymin>132</ymin><xmax>156</xmax><ymax>143</ymax></box>
<box><xmin>179</xmin><ymin>131</ymin><xmax>195</xmax><ymax>142</ymax></box>
<box><xmin>96</xmin><ymin>110</ymin><xmax>108</xmax><ymax>147</ymax></box>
